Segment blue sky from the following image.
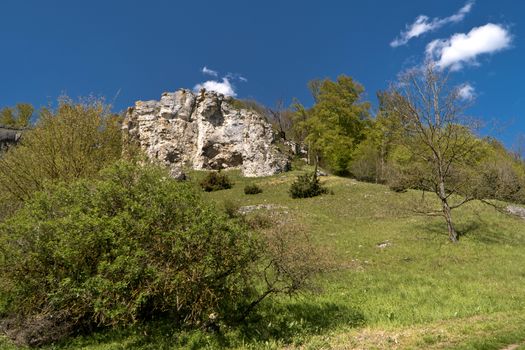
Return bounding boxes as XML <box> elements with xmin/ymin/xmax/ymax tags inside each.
<box><xmin>0</xmin><ymin>0</ymin><xmax>523</xmax><ymax>148</ymax></box>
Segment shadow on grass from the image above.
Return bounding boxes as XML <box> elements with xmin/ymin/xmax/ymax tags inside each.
<box><xmin>239</xmin><ymin>300</ymin><xmax>365</xmax><ymax>344</ymax></box>
<box><xmin>414</xmin><ymin>213</ymin><xmax>525</xmax><ymax>245</ymax></box>
<box><xmin>50</xmin><ymin>301</ymin><xmax>364</xmax><ymax>349</ymax></box>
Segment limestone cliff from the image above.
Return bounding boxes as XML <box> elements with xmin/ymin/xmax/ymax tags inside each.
<box><xmin>123</xmin><ymin>89</ymin><xmax>290</xmax><ymax>177</ymax></box>
<box><xmin>0</xmin><ymin>126</ymin><xmax>24</xmax><ymax>152</ymax></box>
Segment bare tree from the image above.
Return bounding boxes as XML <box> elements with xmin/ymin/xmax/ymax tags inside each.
<box><xmin>386</xmin><ymin>62</ymin><xmax>482</xmax><ymax>242</ymax></box>
<box><xmin>268</xmin><ymin>99</ymin><xmax>295</xmax><ymax>141</ymax></box>
<box><xmin>513</xmin><ymin>134</ymin><xmax>525</xmax><ymax>162</ymax></box>
<box><xmin>268</xmin><ymin>99</ymin><xmax>287</xmax><ymax>139</ymax></box>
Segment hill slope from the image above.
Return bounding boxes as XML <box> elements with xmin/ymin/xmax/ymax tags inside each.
<box><xmin>2</xmin><ymin>168</ymin><xmax>525</xmax><ymax>349</ymax></box>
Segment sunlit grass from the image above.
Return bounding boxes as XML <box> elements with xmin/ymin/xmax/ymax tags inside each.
<box><xmin>2</xmin><ymin>167</ymin><xmax>525</xmax><ymax>349</ymax></box>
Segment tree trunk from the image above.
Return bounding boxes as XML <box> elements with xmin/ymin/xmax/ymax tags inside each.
<box><xmin>313</xmin><ymin>153</ymin><xmax>319</xmax><ymax>180</ymax></box>
<box><xmin>307</xmin><ymin>142</ymin><xmax>312</xmax><ymax>165</ymax></box>
<box><xmin>378</xmin><ymin>139</ymin><xmax>385</xmax><ymax>184</ymax></box>
<box><xmin>438</xmin><ymin>180</ymin><xmax>458</xmax><ymax>242</ymax></box>
<box><xmin>442</xmin><ymin>199</ymin><xmax>458</xmax><ymax>243</ymax></box>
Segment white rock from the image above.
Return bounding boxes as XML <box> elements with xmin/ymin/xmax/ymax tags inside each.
<box><xmin>123</xmin><ymin>89</ymin><xmax>290</xmax><ymax>177</ymax></box>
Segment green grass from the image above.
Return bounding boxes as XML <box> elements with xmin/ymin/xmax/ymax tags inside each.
<box><xmin>2</xmin><ymin>168</ymin><xmax>525</xmax><ymax>349</ymax></box>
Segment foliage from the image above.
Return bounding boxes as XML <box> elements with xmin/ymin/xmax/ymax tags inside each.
<box><xmin>0</xmin><ymin>104</ymin><xmax>33</xmax><ymax>128</ymax></box>
<box><xmin>230</xmin><ymin>98</ymin><xmax>296</xmax><ymax>141</ymax></box>
<box><xmin>0</xmin><ymin>162</ymin><xmax>259</xmax><ymax>345</ymax></box>
<box><xmin>349</xmin><ymin>136</ymin><xmax>383</xmax><ymax>183</ymax></box>
<box><xmin>230</xmin><ymin>98</ymin><xmax>268</xmax><ymax>115</ymax></box>
<box><xmin>223</xmin><ymin>199</ymin><xmax>241</xmax><ymax>218</ymax></box>
<box><xmin>347</xmin><ymin>92</ymin><xmax>525</xmax><ymax>206</ymax></box>
<box><xmin>293</xmin><ymin>75</ymin><xmax>371</xmax><ymax>174</ymax></box>
<box><xmin>0</xmin><ymin>164</ymin><xmax>522</xmax><ymax>350</ymax></box>
<box><xmin>11</xmin><ymin>169</ymin><xmax>525</xmax><ymax>349</ymax></box>
<box><xmin>349</xmin><ymin>91</ymin><xmax>404</xmax><ymax>183</ymax></box>
<box><xmin>472</xmin><ymin>139</ymin><xmax>525</xmax><ymax>204</ymax></box>
<box><xmin>0</xmin><ymin>97</ymin><xmax>122</xmax><ymax>208</ymax></box>
<box><xmin>199</xmin><ymin>171</ymin><xmax>233</xmax><ymax>192</ymax></box>
<box><xmin>239</xmin><ymin>213</ymin><xmax>332</xmax><ymax>320</ymax></box>
<box><xmin>244</xmin><ymin>183</ymin><xmax>263</xmax><ymax>195</ymax></box>
<box><xmin>267</xmin><ymin>99</ymin><xmax>295</xmax><ymax>140</ymax></box>
<box><xmin>289</xmin><ymin>172</ymin><xmax>328</xmax><ymax>198</ymax></box>
<box><xmin>383</xmin><ymin>63</ymin><xmax>487</xmax><ymax>242</ymax></box>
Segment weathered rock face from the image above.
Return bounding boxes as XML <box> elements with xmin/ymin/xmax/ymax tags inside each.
<box><xmin>507</xmin><ymin>205</ymin><xmax>525</xmax><ymax>219</ymax></box>
<box><xmin>0</xmin><ymin>126</ymin><xmax>24</xmax><ymax>152</ymax></box>
<box><xmin>123</xmin><ymin>89</ymin><xmax>290</xmax><ymax>177</ymax></box>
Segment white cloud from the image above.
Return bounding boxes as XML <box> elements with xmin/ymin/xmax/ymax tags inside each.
<box><xmin>458</xmin><ymin>83</ymin><xmax>475</xmax><ymax>100</ymax></box>
<box><xmin>391</xmin><ymin>1</ymin><xmax>475</xmax><ymax>47</ymax></box>
<box><xmin>194</xmin><ymin>69</ymin><xmax>248</xmax><ymax>97</ymax></box>
<box><xmin>193</xmin><ymin>78</ymin><xmax>237</xmax><ymax>97</ymax></box>
<box><xmin>226</xmin><ymin>72</ymin><xmax>248</xmax><ymax>82</ymax></box>
<box><xmin>201</xmin><ymin>66</ymin><xmax>218</xmax><ymax>77</ymax></box>
<box><xmin>426</xmin><ymin>23</ymin><xmax>512</xmax><ymax>70</ymax></box>
<box><xmin>195</xmin><ymin>68</ymin><xmax>248</xmax><ymax>97</ymax></box>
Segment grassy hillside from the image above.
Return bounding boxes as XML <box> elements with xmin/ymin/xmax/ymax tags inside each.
<box><xmin>2</xmin><ymin>168</ymin><xmax>525</xmax><ymax>349</ymax></box>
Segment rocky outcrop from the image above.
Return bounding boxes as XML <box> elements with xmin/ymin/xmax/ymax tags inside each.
<box><xmin>0</xmin><ymin>126</ymin><xmax>24</xmax><ymax>152</ymax></box>
<box><xmin>507</xmin><ymin>205</ymin><xmax>525</xmax><ymax>219</ymax></box>
<box><xmin>123</xmin><ymin>89</ymin><xmax>290</xmax><ymax>177</ymax></box>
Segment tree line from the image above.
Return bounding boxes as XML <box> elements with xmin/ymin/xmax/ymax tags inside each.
<box><xmin>258</xmin><ymin>63</ymin><xmax>525</xmax><ymax>242</ymax></box>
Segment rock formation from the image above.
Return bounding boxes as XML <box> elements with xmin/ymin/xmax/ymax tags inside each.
<box><xmin>0</xmin><ymin>126</ymin><xmax>24</xmax><ymax>152</ymax></box>
<box><xmin>123</xmin><ymin>89</ymin><xmax>290</xmax><ymax>177</ymax></box>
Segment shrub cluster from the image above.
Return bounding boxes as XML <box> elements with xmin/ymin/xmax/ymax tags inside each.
<box><xmin>0</xmin><ymin>97</ymin><xmax>122</xmax><ymax>214</ymax></box>
<box><xmin>244</xmin><ymin>183</ymin><xmax>263</xmax><ymax>195</ymax></box>
<box><xmin>0</xmin><ymin>162</ymin><xmax>258</xmax><ymax>345</ymax></box>
<box><xmin>289</xmin><ymin>172</ymin><xmax>328</xmax><ymax>198</ymax></box>
<box><xmin>199</xmin><ymin>171</ymin><xmax>233</xmax><ymax>192</ymax></box>
<box><xmin>223</xmin><ymin>199</ymin><xmax>240</xmax><ymax>218</ymax></box>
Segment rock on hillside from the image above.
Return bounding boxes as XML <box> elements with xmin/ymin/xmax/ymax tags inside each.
<box><xmin>0</xmin><ymin>126</ymin><xmax>24</xmax><ymax>151</ymax></box>
<box><xmin>123</xmin><ymin>89</ymin><xmax>290</xmax><ymax>177</ymax></box>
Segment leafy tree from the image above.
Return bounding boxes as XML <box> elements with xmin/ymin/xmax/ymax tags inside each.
<box><xmin>0</xmin><ymin>103</ymin><xmax>33</xmax><ymax>128</ymax></box>
<box><xmin>307</xmin><ymin>79</ymin><xmax>322</xmax><ymax>103</ymax></box>
<box><xmin>349</xmin><ymin>91</ymin><xmax>405</xmax><ymax>183</ymax></box>
<box><xmin>290</xmin><ymin>98</ymin><xmax>311</xmax><ymax>146</ymax></box>
<box><xmin>294</xmin><ymin>76</ymin><xmax>371</xmax><ymax>174</ymax></box>
<box><xmin>384</xmin><ymin>63</ymin><xmax>484</xmax><ymax>242</ymax></box>
<box><xmin>0</xmin><ymin>97</ymin><xmax>121</xmax><ymax>207</ymax></box>
<box><xmin>474</xmin><ymin>137</ymin><xmax>525</xmax><ymax>204</ymax></box>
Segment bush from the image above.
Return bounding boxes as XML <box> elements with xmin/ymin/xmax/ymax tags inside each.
<box><xmin>388</xmin><ymin>181</ymin><xmax>408</xmax><ymax>193</ymax></box>
<box><xmin>199</xmin><ymin>171</ymin><xmax>233</xmax><ymax>192</ymax></box>
<box><xmin>0</xmin><ymin>97</ymin><xmax>122</xmax><ymax>207</ymax></box>
<box><xmin>0</xmin><ymin>162</ymin><xmax>258</xmax><ymax>345</ymax></box>
<box><xmin>244</xmin><ymin>183</ymin><xmax>263</xmax><ymax>195</ymax></box>
<box><xmin>239</xmin><ymin>213</ymin><xmax>332</xmax><ymax>320</ymax></box>
<box><xmin>223</xmin><ymin>199</ymin><xmax>240</xmax><ymax>218</ymax></box>
<box><xmin>289</xmin><ymin>172</ymin><xmax>328</xmax><ymax>198</ymax></box>
<box><xmin>474</xmin><ymin>161</ymin><xmax>525</xmax><ymax>203</ymax></box>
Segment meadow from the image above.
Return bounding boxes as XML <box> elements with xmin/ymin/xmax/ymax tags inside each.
<box><xmin>2</xmin><ymin>167</ymin><xmax>525</xmax><ymax>349</ymax></box>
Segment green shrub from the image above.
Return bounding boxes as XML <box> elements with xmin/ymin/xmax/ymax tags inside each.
<box><xmin>224</xmin><ymin>199</ymin><xmax>240</xmax><ymax>218</ymax></box>
<box><xmin>199</xmin><ymin>171</ymin><xmax>233</xmax><ymax>192</ymax></box>
<box><xmin>244</xmin><ymin>183</ymin><xmax>263</xmax><ymax>195</ymax></box>
<box><xmin>389</xmin><ymin>182</ymin><xmax>407</xmax><ymax>193</ymax></box>
<box><xmin>289</xmin><ymin>172</ymin><xmax>328</xmax><ymax>199</ymax></box>
<box><xmin>0</xmin><ymin>162</ymin><xmax>258</xmax><ymax>345</ymax></box>
<box><xmin>0</xmin><ymin>97</ymin><xmax>122</xmax><ymax>205</ymax></box>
